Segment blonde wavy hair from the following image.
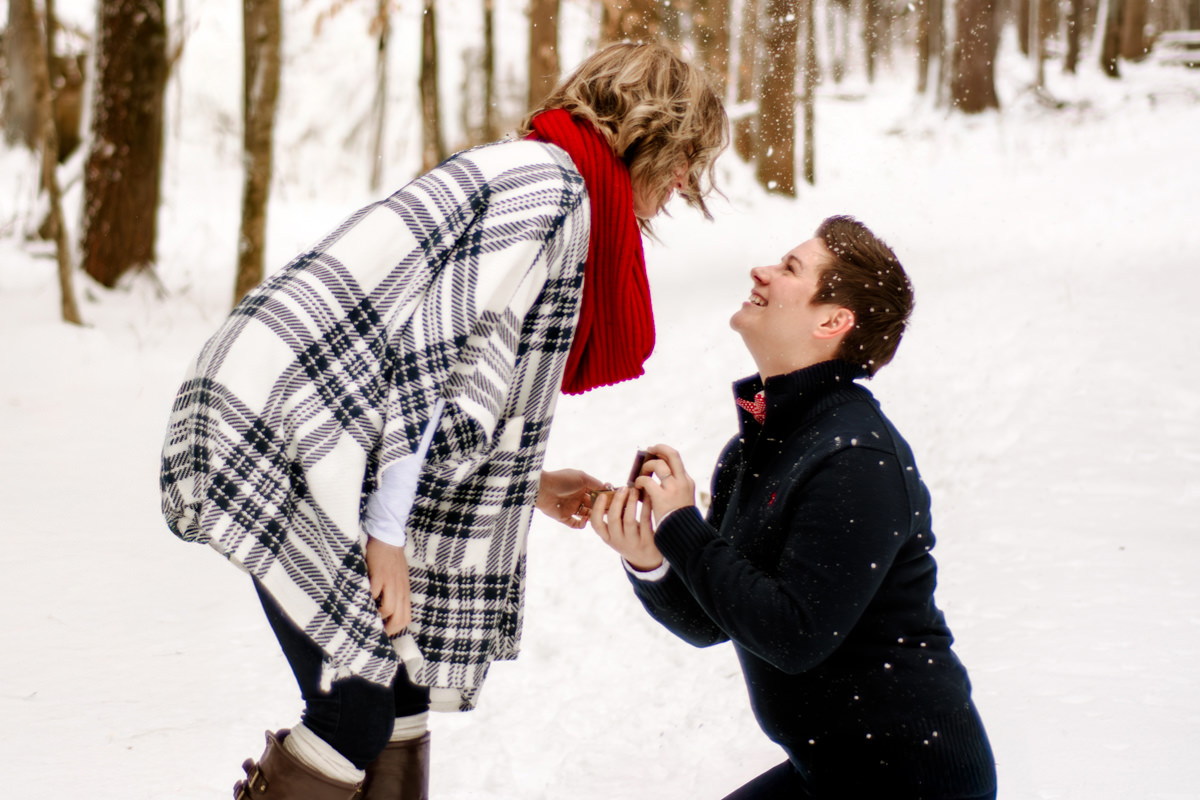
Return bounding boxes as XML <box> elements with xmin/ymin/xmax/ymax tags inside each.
<box><xmin>518</xmin><ymin>42</ymin><xmax>729</xmax><ymax>226</ymax></box>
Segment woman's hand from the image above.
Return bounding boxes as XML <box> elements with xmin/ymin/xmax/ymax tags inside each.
<box><xmin>634</xmin><ymin>444</ymin><xmax>696</xmax><ymax>526</ymax></box>
<box><xmin>536</xmin><ymin>468</ymin><xmax>611</xmax><ymax>529</ymax></box>
<box><xmin>589</xmin><ymin>486</ymin><xmax>663</xmax><ymax>571</ymax></box>
<box><xmin>365</xmin><ymin>536</ymin><xmax>412</xmax><ymax>636</ymax></box>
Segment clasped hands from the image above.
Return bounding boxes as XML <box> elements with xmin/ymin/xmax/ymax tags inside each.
<box><xmin>586</xmin><ymin>445</ymin><xmax>696</xmax><ymax>572</ymax></box>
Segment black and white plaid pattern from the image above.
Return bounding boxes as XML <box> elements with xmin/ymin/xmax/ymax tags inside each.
<box><xmin>161</xmin><ymin>140</ymin><xmax>589</xmax><ymax>707</ymax></box>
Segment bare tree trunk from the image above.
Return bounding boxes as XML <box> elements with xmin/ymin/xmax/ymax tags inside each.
<box><xmin>1064</xmin><ymin>0</ymin><xmax>1083</xmax><ymax>73</ymax></box>
<box><xmin>950</xmin><ymin>0</ymin><xmax>1000</xmax><ymax>112</ymax></box>
<box><xmin>81</xmin><ymin>0</ymin><xmax>168</xmax><ymax>288</ymax></box>
<box><xmin>1031</xmin><ymin>0</ymin><xmax>1045</xmax><ymax>88</ymax></box>
<box><xmin>1119</xmin><ymin>0</ymin><xmax>1148</xmax><ymax>58</ymax></box>
<box><xmin>1100</xmin><ymin>0</ymin><xmax>1123</xmax><ymax>77</ymax></box>
<box><xmin>756</xmin><ymin>0</ymin><xmax>799</xmax><ymax>195</ymax></box>
<box><xmin>13</xmin><ymin>0</ymin><xmax>82</xmax><ymax>322</ymax></box>
<box><xmin>1017</xmin><ymin>0</ymin><xmax>1031</xmax><ymax>55</ymax></box>
<box><xmin>600</xmin><ymin>0</ymin><xmax>662</xmax><ymax>44</ymax></box>
<box><xmin>368</xmin><ymin>0</ymin><xmax>390</xmax><ymax>193</ymax></box>
<box><xmin>1190</xmin><ymin>0</ymin><xmax>1200</xmax><ymax>29</ymax></box>
<box><xmin>3</xmin><ymin>0</ymin><xmax>41</xmax><ymax>148</ymax></box>
<box><xmin>420</xmin><ymin>0</ymin><xmax>445</xmax><ymax>172</ymax></box>
<box><xmin>232</xmin><ymin>0</ymin><xmax>280</xmax><ymax>305</ymax></box>
<box><xmin>694</xmin><ymin>0</ymin><xmax>731</xmax><ymax>98</ymax></box>
<box><xmin>528</xmin><ymin>0</ymin><xmax>558</xmax><ymax>108</ymax></box>
<box><xmin>917</xmin><ymin>0</ymin><xmax>932</xmax><ymax>93</ymax></box>
<box><xmin>864</xmin><ymin>0</ymin><xmax>882</xmax><ymax>83</ymax></box>
<box><xmin>734</xmin><ymin>0</ymin><xmax>759</xmax><ymax>161</ymax></box>
<box><xmin>482</xmin><ymin>0</ymin><xmax>497</xmax><ymax>140</ymax></box>
<box><xmin>801</xmin><ymin>0</ymin><xmax>816</xmax><ymax>186</ymax></box>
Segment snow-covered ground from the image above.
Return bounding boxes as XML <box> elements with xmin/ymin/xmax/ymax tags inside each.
<box><xmin>2</xmin><ymin>3</ymin><xmax>1199</xmax><ymax>797</ymax></box>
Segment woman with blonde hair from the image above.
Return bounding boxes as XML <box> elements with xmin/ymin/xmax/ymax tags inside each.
<box><xmin>160</xmin><ymin>42</ymin><xmax>726</xmax><ymax>800</ymax></box>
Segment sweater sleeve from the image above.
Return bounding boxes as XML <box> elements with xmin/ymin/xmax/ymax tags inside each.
<box><xmin>653</xmin><ymin>445</ymin><xmax>914</xmax><ymax>674</ymax></box>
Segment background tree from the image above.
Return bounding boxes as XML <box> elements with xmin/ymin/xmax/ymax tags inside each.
<box><xmin>368</xmin><ymin>0</ymin><xmax>391</xmax><ymax>192</ymax></box>
<box><xmin>756</xmin><ymin>0</ymin><xmax>799</xmax><ymax>195</ymax></box>
<box><xmin>233</xmin><ymin>0</ymin><xmax>280</xmax><ymax>305</ymax></box>
<box><xmin>80</xmin><ymin>0</ymin><xmax>168</xmax><ymax>288</ymax></box>
<box><xmin>481</xmin><ymin>0</ymin><xmax>497</xmax><ymax>140</ymax></box>
<box><xmin>801</xmin><ymin>0</ymin><xmax>816</xmax><ymax>185</ymax></box>
<box><xmin>419</xmin><ymin>0</ymin><xmax>445</xmax><ymax>171</ymax></box>
<box><xmin>1064</xmin><ymin>0</ymin><xmax>1085</xmax><ymax>74</ymax></box>
<box><xmin>950</xmin><ymin>0</ymin><xmax>1000</xmax><ymax>112</ymax></box>
<box><xmin>733</xmin><ymin>0</ymin><xmax>760</xmax><ymax>161</ymax></box>
<box><xmin>1100</xmin><ymin>0</ymin><xmax>1123</xmax><ymax>76</ymax></box>
<box><xmin>600</xmin><ymin>0</ymin><xmax>662</xmax><ymax>43</ymax></box>
<box><xmin>528</xmin><ymin>0</ymin><xmax>558</xmax><ymax>108</ymax></box>
<box><xmin>693</xmin><ymin>0</ymin><xmax>731</xmax><ymax>98</ymax></box>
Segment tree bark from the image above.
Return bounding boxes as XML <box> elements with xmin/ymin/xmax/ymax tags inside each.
<box><xmin>863</xmin><ymin>0</ymin><xmax>883</xmax><ymax>83</ymax></box>
<box><xmin>368</xmin><ymin>0</ymin><xmax>390</xmax><ymax>193</ymax></box>
<box><xmin>600</xmin><ymin>0</ymin><xmax>661</xmax><ymax>44</ymax></box>
<box><xmin>1119</xmin><ymin>0</ymin><xmax>1148</xmax><ymax>59</ymax></box>
<box><xmin>527</xmin><ymin>0</ymin><xmax>558</xmax><ymax>109</ymax></box>
<box><xmin>1100</xmin><ymin>0</ymin><xmax>1124</xmax><ymax>77</ymax></box>
<box><xmin>81</xmin><ymin>0</ymin><xmax>168</xmax><ymax>288</ymax></box>
<box><xmin>419</xmin><ymin>0</ymin><xmax>445</xmax><ymax>172</ymax></box>
<box><xmin>233</xmin><ymin>0</ymin><xmax>280</xmax><ymax>305</ymax></box>
<box><xmin>801</xmin><ymin>0</ymin><xmax>816</xmax><ymax>186</ymax></box>
<box><xmin>756</xmin><ymin>0</ymin><xmax>799</xmax><ymax>195</ymax></box>
<box><xmin>482</xmin><ymin>0</ymin><xmax>497</xmax><ymax>140</ymax></box>
<box><xmin>950</xmin><ymin>0</ymin><xmax>1000</xmax><ymax>113</ymax></box>
<box><xmin>694</xmin><ymin>0</ymin><xmax>731</xmax><ymax>98</ymax></box>
<box><xmin>1064</xmin><ymin>0</ymin><xmax>1083</xmax><ymax>73</ymax></box>
<box><xmin>734</xmin><ymin>0</ymin><xmax>759</xmax><ymax>162</ymax></box>
<box><xmin>3</xmin><ymin>0</ymin><xmax>42</xmax><ymax>149</ymax></box>
<box><xmin>14</xmin><ymin>0</ymin><xmax>82</xmax><ymax>322</ymax></box>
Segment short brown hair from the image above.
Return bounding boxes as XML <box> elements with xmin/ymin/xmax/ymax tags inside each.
<box><xmin>518</xmin><ymin>42</ymin><xmax>728</xmax><ymax>225</ymax></box>
<box><xmin>813</xmin><ymin>216</ymin><xmax>914</xmax><ymax>377</ymax></box>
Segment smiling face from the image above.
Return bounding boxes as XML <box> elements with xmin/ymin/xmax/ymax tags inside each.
<box><xmin>730</xmin><ymin>238</ymin><xmax>855</xmax><ymax>378</ymax></box>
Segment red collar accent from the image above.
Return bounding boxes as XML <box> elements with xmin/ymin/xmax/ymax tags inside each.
<box><xmin>736</xmin><ymin>390</ymin><xmax>766</xmax><ymax>425</ymax></box>
<box><xmin>528</xmin><ymin>109</ymin><xmax>654</xmax><ymax>395</ymax></box>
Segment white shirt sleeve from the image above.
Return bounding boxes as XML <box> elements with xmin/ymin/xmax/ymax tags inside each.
<box><xmin>363</xmin><ymin>398</ymin><xmax>446</xmax><ymax>548</ymax></box>
<box><xmin>623</xmin><ymin>558</ymin><xmax>671</xmax><ymax>582</ymax></box>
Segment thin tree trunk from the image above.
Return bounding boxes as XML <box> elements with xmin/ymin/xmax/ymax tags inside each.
<box><xmin>3</xmin><ymin>0</ymin><xmax>41</xmax><ymax>148</ymax></box>
<box><xmin>734</xmin><ymin>0</ymin><xmax>759</xmax><ymax>162</ymax></box>
<box><xmin>756</xmin><ymin>0</ymin><xmax>799</xmax><ymax>195</ymax></box>
<box><xmin>1031</xmin><ymin>0</ymin><xmax>1045</xmax><ymax>88</ymax></box>
<box><xmin>368</xmin><ymin>0</ymin><xmax>389</xmax><ymax>193</ymax></box>
<box><xmin>16</xmin><ymin>0</ymin><xmax>82</xmax><ymax>323</ymax></box>
<box><xmin>801</xmin><ymin>0</ymin><xmax>816</xmax><ymax>186</ymax></box>
<box><xmin>1100</xmin><ymin>0</ymin><xmax>1124</xmax><ymax>77</ymax></box>
<box><xmin>950</xmin><ymin>0</ymin><xmax>1000</xmax><ymax>112</ymax></box>
<box><xmin>600</xmin><ymin>0</ymin><xmax>661</xmax><ymax>44</ymax></box>
<box><xmin>233</xmin><ymin>0</ymin><xmax>281</xmax><ymax>305</ymax></box>
<box><xmin>694</xmin><ymin>0</ymin><xmax>731</xmax><ymax>98</ymax></box>
<box><xmin>527</xmin><ymin>0</ymin><xmax>558</xmax><ymax>109</ymax></box>
<box><xmin>917</xmin><ymin>0</ymin><xmax>931</xmax><ymax>93</ymax></box>
<box><xmin>420</xmin><ymin>0</ymin><xmax>445</xmax><ymax>172</ymax></box>
<box><xmin>1064</xmin><ymin>0</ymin><xmax>1083</xmax><ymax>73</ymax></box>
<box><xmin>81</xmin><ymin>0</ymin><xmax>168</xmax><ymax>288</ymax></box>
<box><xmin>1119</xmin><ymin>0</ymin><xmax>1147</xmax><ymax>59</ymax></box>
<box><xmin>482</xmin><ymin>0</ymin><xmax>497</xmax><ymax>140</ymax></box>
<box><xmin>864</xmin><ymin>0</ymin><xmax>881</xmax><ymax>83</ymax></box>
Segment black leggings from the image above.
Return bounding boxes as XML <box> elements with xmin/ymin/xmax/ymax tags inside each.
<box><xmin>254</xmin><ymin>579</ymin><xmax>430</xmax><ymax>769</ymax></box>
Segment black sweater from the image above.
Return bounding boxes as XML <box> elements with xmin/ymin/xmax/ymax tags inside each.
<box><xmin>631</xmin><ymin>360</ymin><xmax>994</xmax><ymax>796</ymax></box>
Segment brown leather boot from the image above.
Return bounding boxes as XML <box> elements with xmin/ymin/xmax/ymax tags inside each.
<box><xmin>234</xmin><ymin>729</ymin><xmax>363</xmax><ymax>799</ymax></box>
<box><xmin>358</xmin><ymin>733</ymin><xmax>430</xmax><ymax>800</ymax></box>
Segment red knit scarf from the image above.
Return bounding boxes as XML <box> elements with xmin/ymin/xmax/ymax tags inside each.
<box><xmin>528</xmin><ymin>109</ymin><xmax>655</xmax><ymax>395</ymax></box>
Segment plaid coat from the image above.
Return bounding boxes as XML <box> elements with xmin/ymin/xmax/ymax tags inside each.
<box><xmin>160</xmin><ymin>140</ymin><xmax>589</xmax><ymax>710</ymax></box>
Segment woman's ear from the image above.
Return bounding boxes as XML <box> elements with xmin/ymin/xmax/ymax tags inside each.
<box><xmin>814</xmin><ymin>307</ymin><xmax>855</xmax><ymax>340</ymax></box>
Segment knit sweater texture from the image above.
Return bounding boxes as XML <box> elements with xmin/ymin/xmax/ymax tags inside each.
<box><xmin>631</xmin><ymin>360</ymin><xmax>996</xmax><ymax>797</ymax></box>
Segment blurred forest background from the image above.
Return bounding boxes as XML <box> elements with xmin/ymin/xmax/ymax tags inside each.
<box><xmin>2</xmin><ymin>0</ymin><xmax>1199</xmax><ymax>322</ymax></box>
